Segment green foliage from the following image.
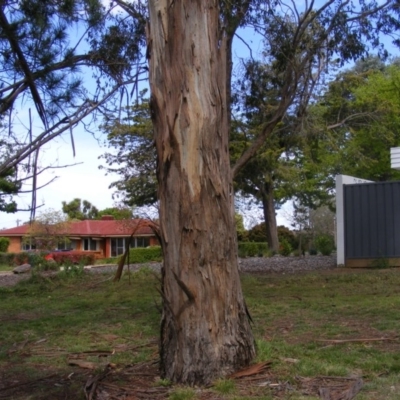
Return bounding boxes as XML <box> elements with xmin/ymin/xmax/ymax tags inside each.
<box><xmin>277</xmin><ymin>226</ymin><xmax>298</xmax><ymax>251</ymax></box>
<box><xmin>371</xmin><ymin>257</ymin><xmax>391</xmax><ymax>269</ymax></box>
<box><xmin>168</xmin><ymin>388</ymin><xmax>195</xmax><ymax>400</ymax></box>
<box><xmin>0</xmin><ymin>252</ymin><xmax>18</xmax><ymax>266</ymax></box>
<box><xmin>97</xmin><ymin>207</ymin><xmax>133</xmax><ymax>220</ymax></box>
<box><xmin>314</xmin><ymin>234</ymin><xmax>335</xmax><ymax>256</ymax></box>
<box><xmin>247</xmin><ymin>223</ymin><xmax>267</xmax><ymax>242</ymax></box>
<box><xmin>99</xmin><ymin>96</ymin><xmax>158</xmax><ymax>208</ymax></box>
<box><xmin>62</xmin><ymin>198</ymin><xmax>99</xmax><ymax>220</ymax></box>
<box><xmin>126</xmin><ymin>246</ymin><xmax>162</xmax><ymax>264</ymax></box>
<box><xmin>279</xmin><ymin>237</ymin><xmax>292</xmax><ymax>256</ymax></box>
<box><xmin>0</xmin><ymin>251</ymin><xmax>59</xmax><ymax>270</ymax></box>
<box><xmin>235</xmin><ymin>213</ymin><xmax>248</xmax><ymax>241</ymax></box>
<box><xmin>310</xmin><ymin>61</ymin><xmax>400</xmax><ymax>184</ymax></box>
<box><xmin>60</xmin><ymin>263</ymin><xmax>85</xmax><ymax>278</ymax></box>
<box><xmin>238</xmin><ymin>242</ymin><xmax>269</xmax><ymax>258</ymax></box>
<box><xmin>0</xmin><ymin>167</ymin><xmax>20</xmax><ymax>213</ymax></box>
<box><xmin>96</xmin><ymin>257</ymin><xmax>119</xmax><ymax>265</ymax></box>
<box><xmin>212</xmin><ymin>379</ymin><xmax>236</xmax><ymax>394</ymax></box>
<box><xmin>0</xmin><ymin>237</ymin><xmax>10</xmax><ymax>252</ymax></box>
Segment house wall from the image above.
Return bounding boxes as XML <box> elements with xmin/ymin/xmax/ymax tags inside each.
<box><xmin>105</xmin><ymin>238</ymin><xmax>111</xmax><ymax>258</ymax></box>
<box><xmin>7</xmin><ymin>237</ymin><xmax>21</xmax><ymax>253</ymax></box>
<box><xmin>150</xmin><ymin>236</ymin><xmax>159</xmax><ymax>246</ymax></box>
<box><xmin>98</xmin><ymin>240</ymin><xmax>106</xmax><ymax>258</ymax></box>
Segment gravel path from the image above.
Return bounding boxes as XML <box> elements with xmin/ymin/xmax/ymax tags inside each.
<box><xmin>0</xmin><ymin>255</ymin><xmax>336</xmax><ymax>288</ymax></box>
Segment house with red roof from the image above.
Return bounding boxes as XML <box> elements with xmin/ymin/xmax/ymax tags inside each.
<box><xmin>0</xmin><ymin>216</ymin><xmax>158</xmax><ymax>258</ymax></box>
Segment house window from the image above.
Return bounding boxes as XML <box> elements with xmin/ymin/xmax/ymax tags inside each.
<box><xmin>21</xmin><ymin>239</ymin><xmax>36</xmax><ymax>251</ymax></box>
<box><xmin>57</xmin><ymin>240</ymin><xmax>76</xmax><ymax>251</ymax></box>
<box><xmin>83</xmin><ymin>238</ymin><xmax>98</xmax><ymax>251</ymax></box>
<box><xmin>110</xmin><ymin>237</ymin><xmax>150</xmax><ymax>257</ymax></box>
<box><xmin>134</xmin><ymin>237</ymin><xmax>150</xmax><ymax>248</ymax></box>
<box><xmin>111</xmin><ymin>238</ymin><xmax>125</xmax><ymax>257</ymax></box>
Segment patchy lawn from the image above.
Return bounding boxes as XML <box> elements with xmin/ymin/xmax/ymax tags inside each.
<box><xmin>1</xmin><ymin>267</ymin><xmax>400</xmax><ymax>399</ymax></box>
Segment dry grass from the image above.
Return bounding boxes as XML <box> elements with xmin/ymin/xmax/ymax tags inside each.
<box><xmin>1</xmin><ymin>266</ymin><xmax>400</xmax><ymax>399</ymax></box>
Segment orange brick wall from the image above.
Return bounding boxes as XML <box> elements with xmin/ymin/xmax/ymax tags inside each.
<box><xmin>6</xmin><ymin>237</ymin><xmax>21</xmax><ymax>253</ymax></box>
<box><xmin>149</xmin><ymin>236</ymin><xmax>159</xmax><ymax>246</ymax></box>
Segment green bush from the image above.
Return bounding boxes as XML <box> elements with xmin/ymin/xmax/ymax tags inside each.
<box><xmin>247</xmin><ymin>224</ymin><xmax>267</xmax><ymax>242</ymax></box>
<box><xmin>0</xmin><ymin>237</ymin><xmax>10</xmax><ymax>252</ymax></box>
<box><xmin>279</xmin><ymin>238</ymin><xmax>292</xmax><ymax>256</ymax></box>
<box><xmin>0</xmin><ymin>251</ymin><xmax>35</xmax><ymax>266</ymax></box>
<box><xmin>238</xmin><ymin>242</ymin><xmax>269</xmax><ymax>258</ymax></box>
<box><xmin>60</xmin><ymin>263</ymin><xmax>85</xmax><ymax>277</ymax></box>
<box><xmin>125</xmin><ymin>246</ymin><xmax>163</xmax><ymax>264</ymax></box>
<box><xmin>277</xmin><ymin>226</ymin><xmax>298</xmax><ymax>251</ymax></box>
<box><xmin>0</xmin><ymin>252</ymin><xmax>15</xmax><ymax>266</ymax></box>
<box><xmin>314</xmin><ymin>234</ymin><xmax>335</xmax><ymax>256</ymax></box>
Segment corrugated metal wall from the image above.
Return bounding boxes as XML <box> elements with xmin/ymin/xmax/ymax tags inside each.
<box><xmin>344</xmin><ymin>181</ymin><xmax>400</xmax><ymax>259</ymax></box>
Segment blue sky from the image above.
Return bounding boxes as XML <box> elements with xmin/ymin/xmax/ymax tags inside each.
<box><xmin>1</xmin><ymin>23</ymin><xmax>287</xmax><ymax>229</ymax></box>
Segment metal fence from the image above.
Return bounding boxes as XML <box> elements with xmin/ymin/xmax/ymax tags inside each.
<box><xmin>344</xmin><ymin>181</ymin><xmax>400</xmax><ymax>259</ymax></box>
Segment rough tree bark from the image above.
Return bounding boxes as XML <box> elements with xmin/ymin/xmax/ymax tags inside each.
<box><xmin>260</xmin><ymin>181</ymin><xmax>279</xmax><ymax>253</ymax></box>
<box><xmin>147</xmin><ymin>0</ymin><xmax>255</xmax><ymax>385</ymax></box>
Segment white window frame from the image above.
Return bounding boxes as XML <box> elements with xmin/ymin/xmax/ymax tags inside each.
<box><xmin>21</xmin><ymin>239</ymin><xmax>36</xmax><ymax>251</ymax></box>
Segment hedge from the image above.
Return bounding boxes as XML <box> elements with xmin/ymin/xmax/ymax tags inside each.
<box><xmin>0</xmin><ymin>251</ymin><xmax>95</xmax><ymax>267</ymax></box>
<box><xmin>124</xmin><ymin>246</ymin><xmax>163</xmax><ymax>264</ymax></box>
<box><xmin>122</xmin><ymin>244</ymin><xmax>270</xmax><ymax>263</ymax></box>
<box><xmin>238</xmin><ymin>242</ymin><xmax>269</xmax><ymax>258</ymax></box>
<box><xmin>0</xmin><ymin>237</ymin><xmax>10</xmax><ymax>252</ymax></box>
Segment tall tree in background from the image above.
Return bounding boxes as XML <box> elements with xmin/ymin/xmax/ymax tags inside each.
<box><xmin>62</xmin><ymin>198</ymin><xmax>99</xmax><ymax>220</ymax></box>
<box><xmin>100</xmin><ymin>95</ymin><xmax>157</xmax><ymax>208</ymax></box>
<box><xmin>308</xmin><ymin>59</ymin><xmax>400</xmax><ymax>184</ymax></box>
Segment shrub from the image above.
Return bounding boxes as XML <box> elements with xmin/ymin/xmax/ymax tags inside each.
<box><xmin>279</xmin><ymin>238</ymin><xmax>292</xmax><ymax>256</ymax></box>
<box><xmin>277</xmin><ymin>226</ymin><xmax>298</xmax><ymax>250</ymax></box>
<box><xmin>314</xmin><ymin>234</ymin><xmax>335</xmax><ymax>256</ymax></box>
<box><xmin>50</xmin><ymin>251</ymin><xmax>96</xmax><ymax>266</ymax></box>
<box><xmin>247</xmin><ymin>223</ymin><xmax>267</xmax><ymax>242</ymax></box>
<box><xmin>14</xmin><ymin>252</ymin><xmax>30</xmax><ymax>265</ymax></box>
<box><xmin>0</xmin><ymin>237</ymin><xmax>10</xmax><ymax>252</ymax></box>
<box><xmin>125</xmin><ymin>246</ymin><xmax>162</xmax><ymax>264</ymax></box>
<box><xmin>60</xmin><ymin>263</ymin><xmax>85</xmax><ymax>277</ymax></box>
<box><xmin>309</xmin><ymin>248</ymin><xmax>318</xmax><ymax>255</ymax></box>
<box><xmin>0</xmin><ymin>252</ymin><xmax>15</xmax><ymax>266</ymax></box>
<box><xmin>238</xmin><ymin>242</ymin><xmax>269</xmax><ymax>258</ymax></box>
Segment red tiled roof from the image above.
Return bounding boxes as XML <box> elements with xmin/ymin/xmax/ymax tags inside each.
<box><xmin>0</xmin><ymin>219</ymin><xmax>154</xmax><ymax>237</ymax></box>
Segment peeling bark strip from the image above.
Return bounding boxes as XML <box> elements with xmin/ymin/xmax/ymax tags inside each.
<box><xmin>147</xmin><ymin>0</ymin><xmax>255</xmax><ymax>385</ymax></box>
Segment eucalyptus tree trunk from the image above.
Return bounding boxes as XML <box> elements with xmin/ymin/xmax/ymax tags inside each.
<box><xmin>261</xmin><ymin>181</ymin><xmax>279</xmax><ymax>253</ymax></box>
<box><xmin>147</xmin><ymin>0</ymin><xmax>255</xmax><ymax>385</ymax></box>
